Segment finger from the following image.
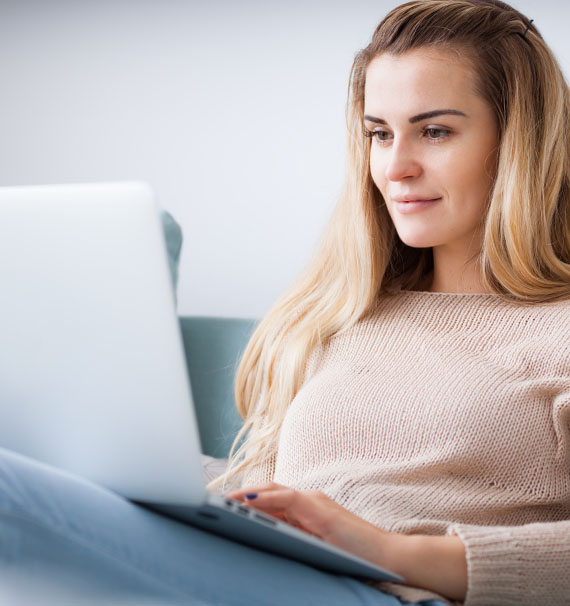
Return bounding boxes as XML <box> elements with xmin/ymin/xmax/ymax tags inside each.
<box><xmin>240</xmin><ymin>488</ymin><xmax>298</xmax><ymax>514</ymax></box>
<box><xmin>224</xmin><ymin>481</ymin><xmax>286</xmax><ymax>501</ymax></box>
<box><xmin>242</xmin><ymin>492</ymin><xmax>322</xmax><ymax>536</ymax></box>
<box><xmin>224</xmin><ymin>486</ymin><xmax>268</xmax><ymax>501</ymax></box>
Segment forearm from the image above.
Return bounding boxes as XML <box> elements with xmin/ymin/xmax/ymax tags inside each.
<box><xmin>229</xmin><ymin>483</ymin><xmax>469</xmax><ymax>601</ymax></box>
<box><xmin>382</xmin><ymin>533</ymin><xmax>468</xmax><ymax>602</ymax></box>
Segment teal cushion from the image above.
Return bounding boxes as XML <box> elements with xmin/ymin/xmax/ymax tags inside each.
<box><xmin>161</xmin><ymin>211</ymin><xmax>255</xmax><ymax>457</ymax></box>
<box><xmin>178</xmin><ymin>317</ymin><xmax>257</xmax><ymax>458</ymax></box>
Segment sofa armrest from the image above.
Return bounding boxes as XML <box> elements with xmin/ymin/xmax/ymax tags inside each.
<box><xmin>178</xmin><ymin>316</ymin><xmax>257</xmax><ymax>459</ymax></box>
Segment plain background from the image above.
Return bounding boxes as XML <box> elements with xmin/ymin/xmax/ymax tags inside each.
<box><xmin>1</xmin><ymin>0</ymin><xmax>568</xmax><ymax>319</ymax></box>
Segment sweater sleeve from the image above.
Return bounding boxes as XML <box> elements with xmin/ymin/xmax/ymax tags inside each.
<box><xmin>446</xmin><ymin>519</ymin><xmax>570</xmax><ymax>606</ymax></box>
<box><xmin>447</xmin><ymin>384</ymin><xmax>570</xmax><ymax>606</ymax></box>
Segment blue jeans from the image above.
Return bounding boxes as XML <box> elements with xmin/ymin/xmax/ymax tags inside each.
<box><xmin>0</xmin><ymin>447</ymin><xmax>447</xmax><ymax>606</ymax></box>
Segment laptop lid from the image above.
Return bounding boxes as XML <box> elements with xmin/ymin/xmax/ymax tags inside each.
<box><xmin>0</xmin><ymin>182</ymin><xmax>406</xmax><ymax>584</ymax></box>
<box><xmin>0</xmin><ymin>182</ymin><xmax>206</xmax><ymax>506</ymax></box>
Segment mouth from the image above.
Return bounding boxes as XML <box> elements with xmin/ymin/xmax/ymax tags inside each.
<box><xmin>393</xmin><ymin>197</ymin><xmax>442</xmax><ymax>214</ymax></box>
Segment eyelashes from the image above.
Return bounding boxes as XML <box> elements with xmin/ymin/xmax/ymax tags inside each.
<box><xmin>363</xmin><ymin>127</ymin><xmax>451</xmax><ymax>145</ymax></box>
<box><xmin>363</xmin><ymin>128</ymin><xmax>385</xmax><ymax>144</ymax></box>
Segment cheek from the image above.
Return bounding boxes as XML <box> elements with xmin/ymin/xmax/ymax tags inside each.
<box><xmin>437</xmin><ymin>143</ymin><xmax>495</xmax><ymax>202</ymax></box>
<box><xmin>458</xmin><ymin>129</ymin><xmax>498</xmax><ymax>186</ymax></box>
<box><xmin>458</xmin><ymin>148</ymin><xmax>497</xmax><ymax>211</ymax></box>
<box><xmin>444</xmin><ymin>154</ymin><xmax>495</xmax><ymax>234</ymax></box>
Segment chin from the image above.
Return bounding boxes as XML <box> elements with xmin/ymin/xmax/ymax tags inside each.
<box><xmin>396</xmin><ymin>230</ymin><xmax>439</xmax><ymax>249</ymax></box>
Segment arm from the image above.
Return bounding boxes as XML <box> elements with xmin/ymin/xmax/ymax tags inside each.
<box><xmin>226</xmin><ymin>482</ymin><xmax>468</xmax><ymax>601</ymax></box>
<box><xmin>227</xmin><ymin>482</ymin><xmax>570</xmax><ymax>605</ymax></box>
<box><xmin>443</xmin><ymin>519</ymin><xmax>570</xmax><ymax>605</ymax></box>
<box><xmin>391</xmin><ymin>534</ymin><xmax>467</xmax><ymax>601</ymax></box>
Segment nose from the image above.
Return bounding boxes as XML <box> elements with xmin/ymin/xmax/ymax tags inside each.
<box><xmin>384</xmin><ymin>138</ymin><xmax>422</xmax><ymax>182</ymax></box>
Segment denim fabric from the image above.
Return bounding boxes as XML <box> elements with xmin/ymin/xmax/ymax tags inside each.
<box><xmin>0</xmin><ymin>447</ymin><xmax>448</xmax><ymax>606</ymax></box>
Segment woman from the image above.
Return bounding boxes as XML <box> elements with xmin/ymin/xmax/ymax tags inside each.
<box><xmin>1</xmin><ymin>1</ymin><xmax>568</xmax><ymax>605</ymax></box>
<box><xmin>217</xmin><ymin>0</ymin><xmax>570</xmax><ymax>604</ymax></box>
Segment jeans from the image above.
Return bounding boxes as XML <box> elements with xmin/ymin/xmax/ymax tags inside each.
<box><xmin>0</xmin><ymin>447</ymin><xmax>448</xmax><ymax>606</ymax></box>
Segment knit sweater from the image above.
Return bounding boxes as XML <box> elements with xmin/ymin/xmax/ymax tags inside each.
<box><xmin>242</xmin><ymin>291</ymin><xmax>570</xmax><ymax>606</ymax></box>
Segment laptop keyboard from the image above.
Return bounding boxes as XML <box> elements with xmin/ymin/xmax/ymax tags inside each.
<box><xmin>223</xmin><ymin>497</ymin><xmax>278</xmax><ymax>526</ymax></box>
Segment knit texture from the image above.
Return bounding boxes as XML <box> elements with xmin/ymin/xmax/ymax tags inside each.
<box><xmin>242</xmin><ymin>291</ymin><xmax>570</xmax><ymax>606</ymax></box>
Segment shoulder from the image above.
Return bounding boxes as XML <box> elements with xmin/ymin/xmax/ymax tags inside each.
<box><xmin>498</xmin><ymin>297</ymin><xmax>570</xmax><ymax>376</ymax></box>
<box><xmin>516</xmin><ymin>296</ymin><xmax>570</xmax><ymax>332</ymax></box>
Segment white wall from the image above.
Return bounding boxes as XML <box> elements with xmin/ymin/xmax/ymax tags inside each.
<box><xmin>1</xmin><ymin>0</ymin><xmax>568</xmax><ymax>319</ymax></box>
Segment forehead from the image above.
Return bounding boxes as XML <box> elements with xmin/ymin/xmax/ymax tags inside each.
<box><xmin>364</xmin><ymin>48</ymin><xmax>481</xmax><ymax>116</ymax></box>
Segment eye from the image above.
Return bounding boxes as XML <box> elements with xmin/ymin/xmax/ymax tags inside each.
<box><xmin>363</xmin><ymin>127</ymin><xmax>393</xmax><ymax>144</ymax></box>
<box><xmin>424</xmin><ymin>127</ymin><xmax>450</xmax><ymax>142</ymax></box>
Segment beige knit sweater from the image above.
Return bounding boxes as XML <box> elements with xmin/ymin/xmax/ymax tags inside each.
<box><xmin>242</xmin><ymin>291</ymin><xmax>570</xmax><ymax>606</ymax></box>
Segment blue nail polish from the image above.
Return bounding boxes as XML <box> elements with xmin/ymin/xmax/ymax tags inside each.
<box><xmin>244</xmin><ymin>493</ymin><xmax>258</xmax><ymax>500</ymax></box>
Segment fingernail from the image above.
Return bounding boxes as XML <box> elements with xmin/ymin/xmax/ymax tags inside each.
<box><xmin>244</xmin><ymin>493</ymin><xmax>258</xmax><ymax>500</ymax></box>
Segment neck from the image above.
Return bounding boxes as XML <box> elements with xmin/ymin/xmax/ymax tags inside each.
<box><xmin>428</xmin><ymin>243</ymin><xmax>490</xmax><ymax>294</ymax></box>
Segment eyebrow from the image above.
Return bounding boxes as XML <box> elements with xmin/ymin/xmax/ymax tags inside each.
<box><xmin>363</xmin><ymin>109</ymin><xmax>468</xmax><ymax>124</ymax></box>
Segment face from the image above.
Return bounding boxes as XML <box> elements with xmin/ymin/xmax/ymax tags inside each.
<box><xmin>364</xmin><ymin>47</ymin><xmax>499</xmax><ymax>256</ymax></box>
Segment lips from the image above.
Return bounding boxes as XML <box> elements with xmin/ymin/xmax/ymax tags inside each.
<box><xmin>392</xmin><ymin>196</ymin><xmax>440</xmax><ymax>203</ymax></box>
<box><xmin>392</xmin><ymin>197</ymin><xmax>442</xmax><ymax>214</ymax></box>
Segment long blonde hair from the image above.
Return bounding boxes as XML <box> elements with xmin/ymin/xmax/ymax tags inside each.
<box><xmin>208</xmin><ymin>0</ymin><xmax>570</xmax><ymax>490</ymax></box>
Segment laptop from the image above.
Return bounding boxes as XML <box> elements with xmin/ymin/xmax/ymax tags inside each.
<box><xmin>0</xmin><ymin>182</ymin><xmax>404</xmax><ymax>585</ymax></box>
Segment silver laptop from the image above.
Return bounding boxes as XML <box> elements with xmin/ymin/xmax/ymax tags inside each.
<box><xmin>0</xmin><ymin>182</ymin><xmax>404</xmax><ymax>585</ymax></box>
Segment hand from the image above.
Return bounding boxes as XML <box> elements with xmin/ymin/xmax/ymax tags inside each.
<box><xmin>225</xmin><ymin>482</ymin><xmax>468</xmax><ymax>601</ymax></box>
<box><xmin>225</xmin><ymin>481</ymin><xmax>404</xmax><ymax>573</ymax></box>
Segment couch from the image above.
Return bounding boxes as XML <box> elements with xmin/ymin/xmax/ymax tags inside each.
<box><xmin>161</xmin><ymin>209</ymin><xmax>255</xmax><ymax>462</ymax></box>
<box><xmin>179</xmin><ymin>315</ymin><xmax>255</xmax><ymax>461</ymax></box>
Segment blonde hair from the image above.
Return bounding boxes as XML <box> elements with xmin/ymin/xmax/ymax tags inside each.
<box><xmin>208</xmin><ymin>0</ymin><xmax>570</xmax><ymax>490</ymax></box>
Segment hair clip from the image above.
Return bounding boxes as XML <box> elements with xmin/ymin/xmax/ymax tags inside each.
<box><xmin>523</xmin><ymin>19</ymin><xmax>534</xmax><ymax>38</ymax></box>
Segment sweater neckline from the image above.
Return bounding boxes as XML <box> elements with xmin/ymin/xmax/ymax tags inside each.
<box><xmin>398</xmin><ymin>289</ymin><xmax>497</xmax><ymax>297</ymax></box>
